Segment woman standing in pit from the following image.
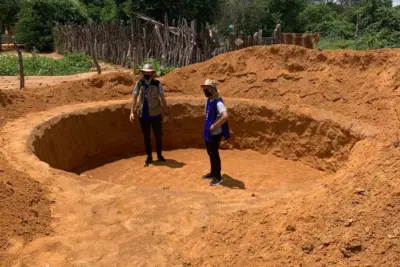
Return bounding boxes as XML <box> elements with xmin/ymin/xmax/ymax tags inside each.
<box><xmin>201</xmin><ymin>79</ymin><xmax>230</xmax><ymax>186</ymax></box>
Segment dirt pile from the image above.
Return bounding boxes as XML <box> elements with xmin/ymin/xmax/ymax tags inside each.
<box><xmin>0</xmin><ymin>72</ymin><xmax>136</xmax><ymax>122</ymax></box>
<box><xmin>163</xmin><ymin>45</ymin><xmax>400</xmax><ymax>130</ymax></box>
<box><xmin>0</xmin><ymin>157</ymin><xmax>52</xmax><ymax>265</ymax></box>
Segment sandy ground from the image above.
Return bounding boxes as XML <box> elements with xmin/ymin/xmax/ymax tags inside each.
<box><xmin>0</xmin><ymin>72</ymin><xmax>127</xmax><ymax>90</ymax></box>
<box><xmin>81</xmin><ymin>149</ymin><xmax>325</xmax><ymax>190</ymax></box>
<box><xmin>1</xmin><ymin>45</ymin><xmax>400</xmax><ymax>266</ymax></box>
<box><xmin>1</xmin><ymin>73</ymin><xmax>102</xmax><ymax>90</ymax></box>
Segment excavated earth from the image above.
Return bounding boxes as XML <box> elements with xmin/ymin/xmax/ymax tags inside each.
<box><xmin>1</xmin><ymin>45</ymin><xmax>400</xmax><ymax>267</ymax></box>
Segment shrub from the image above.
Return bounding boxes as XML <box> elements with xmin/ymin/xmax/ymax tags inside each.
<box><xmin>0</xmin><ymin>52</ymin><xmax>92</xmax><ymax>76</ymax></box>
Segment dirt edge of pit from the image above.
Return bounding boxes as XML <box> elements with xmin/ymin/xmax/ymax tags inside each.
<box><xmin>11</xmin><ymin>97</ymin><xmax>381</xmax><ymax>177</ymax></box>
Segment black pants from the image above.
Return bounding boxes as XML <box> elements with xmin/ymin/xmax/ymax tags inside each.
<box><xmin>140</xmin><ymin>117</ymin><xmax>163</xmax><ymax>158</ymax></box>
<box><xmin>205</xmin><ymin>133</ymin><xmax>223</xmax><ymax>178</ymax></box>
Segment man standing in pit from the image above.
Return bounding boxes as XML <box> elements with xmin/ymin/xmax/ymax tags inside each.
<box><xmin>130</xmin><ymin>63</ymin><xmax>169</xmax><ymax>165</ymax></box>
<box><xmin>201</xmin><ymin>79</ymin><xmax>230</xmax><ymax>186</ymax></box>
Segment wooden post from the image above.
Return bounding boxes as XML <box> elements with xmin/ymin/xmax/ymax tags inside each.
<box><xmin>92</xmin><ymin>37</ymin><xmax>101</xmax><ymax>74</ymax></box>
<box><xmin>154</xmin><ymin>24</ymin><xmax>166</xmax><ymax>66</ymax></box>
<box><xmin>355</xmin><ymin>14</ymin><xmax>361</xmax><ymax>49</ymax></box>
<box><xmin>13</xmin><ymin>38</ymin><xmax>24</xmax><ymax>89</ymax></box>
<box><xmin>273</xmin><ymin>24</ymin><xmax>281</xmax><ymax>44</ymax></box>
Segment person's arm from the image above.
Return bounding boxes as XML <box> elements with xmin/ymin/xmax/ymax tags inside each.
<box><xmin>160</xmin><ymin>95</ymin><xmax>169</xmax><ymax>115</ymax></box>
<box><xmin>131</xmin><ymin>95</ymin><xmax>139</xmax><ymax>113</ymax></box>
<box><xmin>130</xmin><ymin>82</ymin><xmax>140</xmax><ymax>122</ymax></box>
<box><xmin>159</xmin><ymin>83</ymin><xmax>169</xmax><ymax>116</ymax></box>
<box><xmin>210</xmin><ymin>102</ymin><xmax>228</xmax><ymax>130</ymax></box>
<box><xmin>211</xmin><ymin>111</ymin><xmax>228</xmax><ymax>130</ymax></box>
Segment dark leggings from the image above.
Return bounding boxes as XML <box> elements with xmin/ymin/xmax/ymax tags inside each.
<box><xmin>205</xmin><ymin>133</ymin><xmax>223</xmax><ymax>178</ymax></box>
<box><xmin>140</xmin><ymin>117</ymin><xmax>163</xmax><ymax>158</ymax></box>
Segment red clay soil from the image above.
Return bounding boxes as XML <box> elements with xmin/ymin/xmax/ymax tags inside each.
<box><xmin>163</xmin><ymin>45</ymin><xmax>400</xmax><ymax>131</ymax></box>
<box><xmin>0</xmin><ymin>72</ymin><xmax>138</xmax><ymax>264</ymax></box>
<box><xmin>0</xmin><ymin>45</ymin><xmax>400</xmax><ymax>266</ymax></box>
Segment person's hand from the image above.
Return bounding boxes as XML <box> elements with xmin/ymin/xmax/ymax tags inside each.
<box><xmin>210</xmin><ymin>124</ymin><xmax>216</xmax><ymax>132</ymax></box>
<box><xmin>163</xmin><ymin>115</ymin><xmax>169</xmax><ymax>123</ymax></box>
<box><xmin>129</xmin><ymin>112</ymin><xmax>135</xmax><ymax>123</ymax></box>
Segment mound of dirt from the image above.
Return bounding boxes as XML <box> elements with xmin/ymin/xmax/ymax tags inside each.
<box><xmin>0</xmin><ymin>157</ymin><xmax>52</xmax><ymax>265</ymax></box>
<box><xmin>31</xmin><ymin>71</ymin><xmax>136</xmax><ymax>104</ymax></box>
<box><xmin>163</xmin><ymin>45</ymin><xmax>400</xmax><ymax>131</ymax></box>
<box><xmin>0</xmin><ymin>72</ymin><xmax>139</xmax><ymax>124</ymax></box>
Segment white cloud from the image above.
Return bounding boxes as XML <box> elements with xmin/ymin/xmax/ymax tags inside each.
<box><xmin>394</xmin><ymin>0</ymin><xmax>400</xmax><ymax>6</ymax></box>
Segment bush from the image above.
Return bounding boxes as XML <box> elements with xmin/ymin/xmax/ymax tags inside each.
<box><xmin>316</xmin><ymin>38</ymin><xmax>356</xmax><ymax>50</ymax></box>
<box><xmin>0</xmin><ymin>52</ymin><xmax>92</xmax><ymax>76</ymax></box>
<box><xmin>16</xmin><ymin>0</ymin><xmax>88</xmax><ymax>51</ymax></box>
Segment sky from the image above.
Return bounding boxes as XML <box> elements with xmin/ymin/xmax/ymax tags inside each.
<box><xmin>394</xmin><ymin>0</ymin><xmax>400</xmax><ymax>6</ymax></box>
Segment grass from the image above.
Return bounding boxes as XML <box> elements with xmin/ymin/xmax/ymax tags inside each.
<box><xmin>0</xmin><ymin>52</ymin><xmax>92</xmax><ymax>76</ymax></box>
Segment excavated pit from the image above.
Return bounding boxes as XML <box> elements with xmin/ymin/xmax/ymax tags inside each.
<box><xmin>29</xmin><ymin>99</ymin><xmax>364</xmax><ymax>178</ymax></box>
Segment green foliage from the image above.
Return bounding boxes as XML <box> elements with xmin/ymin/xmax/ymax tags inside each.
<box><xmin>5</xmin><ymin>0</ymin><xmax>399</xmax><ymax>53</ymax></box>
<box><xmin>137</xmin><ymin>59</ymin><xmax>175</xmax><ymax>77</ymax></box>
<box><xmin>316</xmin><ymin>38</ymin><xmax>357</xmax><ymax>50</ymax></box>
<box><xmin>0</xmin><ymin>0</ymin><xmax>19</xmax><ymax>32</ymax></box>
<box><xmin>78</xmin><ymin>0</ymin><xmax>118</xmax><ymax>22</ymax></box>
<box><xmin>123</xmin><ymin>0</ymin><xmax>219</xmax><ymax>25</ymax></box>
<box><xmin>16</xmin><ymin>0</ymin><xmax>88</xmax><ymax>51</ymax></box>
<box><xmin>0</xmin><ymin>52</ymin><xmax>92</xmax><ymax>76</ymax></box>
<box><xmin>218</xmin><ymin>0</ymin><xmax>309</xmax><ymax>35</ymax></box>
<box><xmin>300</xmin><ymin>4</ymin><xmax>355</xmax><ymax>38</ymax></box>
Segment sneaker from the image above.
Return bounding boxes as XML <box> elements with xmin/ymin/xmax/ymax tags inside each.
<box><xmin>210</xmin><ymin>177</ymin><xmax>224</xmax><ymax>186</ymax></box>
<box><xmin>157</xmin><ymin>155</ymin><xmax>166</xmax><ymax>162</ymax></box>
<box><xmin>145</xmin><ymin>157</ymin><xmax>153</xmax><ymax>165</ymax></box>
<box><xmin>202</xmin><ymin>173</ymin><xmax>214</xmax><ymax>179</ymax></box>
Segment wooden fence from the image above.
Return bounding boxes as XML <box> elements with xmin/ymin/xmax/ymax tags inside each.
<box><xmin>54</xmin><ymin>15</ymin><xmax>319</xmax><ymax>69</ymax></box>
<box><xmin>54</xmin><ymin>16</ymin><xmax>277</xmax><ymax>69</ymax></box>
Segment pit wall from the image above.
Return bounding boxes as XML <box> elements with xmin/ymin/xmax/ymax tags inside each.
<box><xmin>30</xmin><ymin>99</ymin><xmax>367</xmax><ymax>173</ymax></box>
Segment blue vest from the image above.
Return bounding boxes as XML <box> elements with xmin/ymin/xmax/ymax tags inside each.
<box><xmin>204</xmin><ymin>98</ymin><xmax>230</xmax><ymax>142</ymax></box>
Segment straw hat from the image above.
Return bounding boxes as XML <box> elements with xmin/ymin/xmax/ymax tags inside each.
<box><xmin>201</xmin><ymin>79</ymin><xmax>218</xmax><ymax>90</ymax></box>
<box><xmin>140</xmin><ymin>63</ymin><xmax>154</xmax><ymax>72</ymax></box>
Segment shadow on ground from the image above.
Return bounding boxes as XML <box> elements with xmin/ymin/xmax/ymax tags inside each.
<box><xmin>151</xmin><ymin>159</ymin><xmax>186</xmax><ymax>169</ymax></box>
<box><xmin>222</xmin><ymin>174</ymin><xmax>246</xmax><ymax>189</ymax></box>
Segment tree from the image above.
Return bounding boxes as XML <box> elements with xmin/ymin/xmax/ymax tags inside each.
<box><xmin>78</xmin><ymin>0</ymin><xmax>121</xmax><ymax>21</ymax></box>
<box><xmin>123</xmin><ymin>0</ymin><xmax>219</xmax><ymax>24</ymax></box>
<box><xmin>16</xmin><ymin>0</ymin><xmax>88</xmax><ymax>51</ymax></box>
<box><xmin>0</xmin><ymin>0</ymin><xmax>20</xmax><ymax>33</ymax></box>
<box><xmin>299</xmin><ymin>3</ymin><xmax>355</xmax><ymax>38</ymax></box>
<box><xmin>218</xmin><ymin>0</ymin><xmax>309</xmax><ymax>35</ymax></box>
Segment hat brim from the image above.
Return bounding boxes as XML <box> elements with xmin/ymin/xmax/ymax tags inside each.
<box><xmin>201</xmin><ymin>85</ymin><xmax>219</xmax><ymax>92</ymax></box>
<box><xmin>141</xmin><ymin>68</ymin><xmax>155</xmax><ymax>72</ymax></box>
<box><xmin>201</xmin><ymin>84</ymin><xmax>216</xmax><ymax>89</ymax></box>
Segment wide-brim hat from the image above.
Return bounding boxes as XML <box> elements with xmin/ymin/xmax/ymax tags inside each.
<box><xmin>140</xmin><ymin>63</ymin><xmax>155</xmax><ymax>72</ymax></box>
<box><xmin>201</xmin><ymin>79</ymin><xmax>219</xmax><ymax>91</ymax></box>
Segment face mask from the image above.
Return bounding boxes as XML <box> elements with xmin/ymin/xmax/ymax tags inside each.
<box><xmin>204</xmin><ymin>90</ymin><xmax>213</xmax><ymax>97</ymax></box>
<box><xmin>143</xmin><ymin>74</ymin><xmax>152</xmax><ymax>80</ymax></box>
